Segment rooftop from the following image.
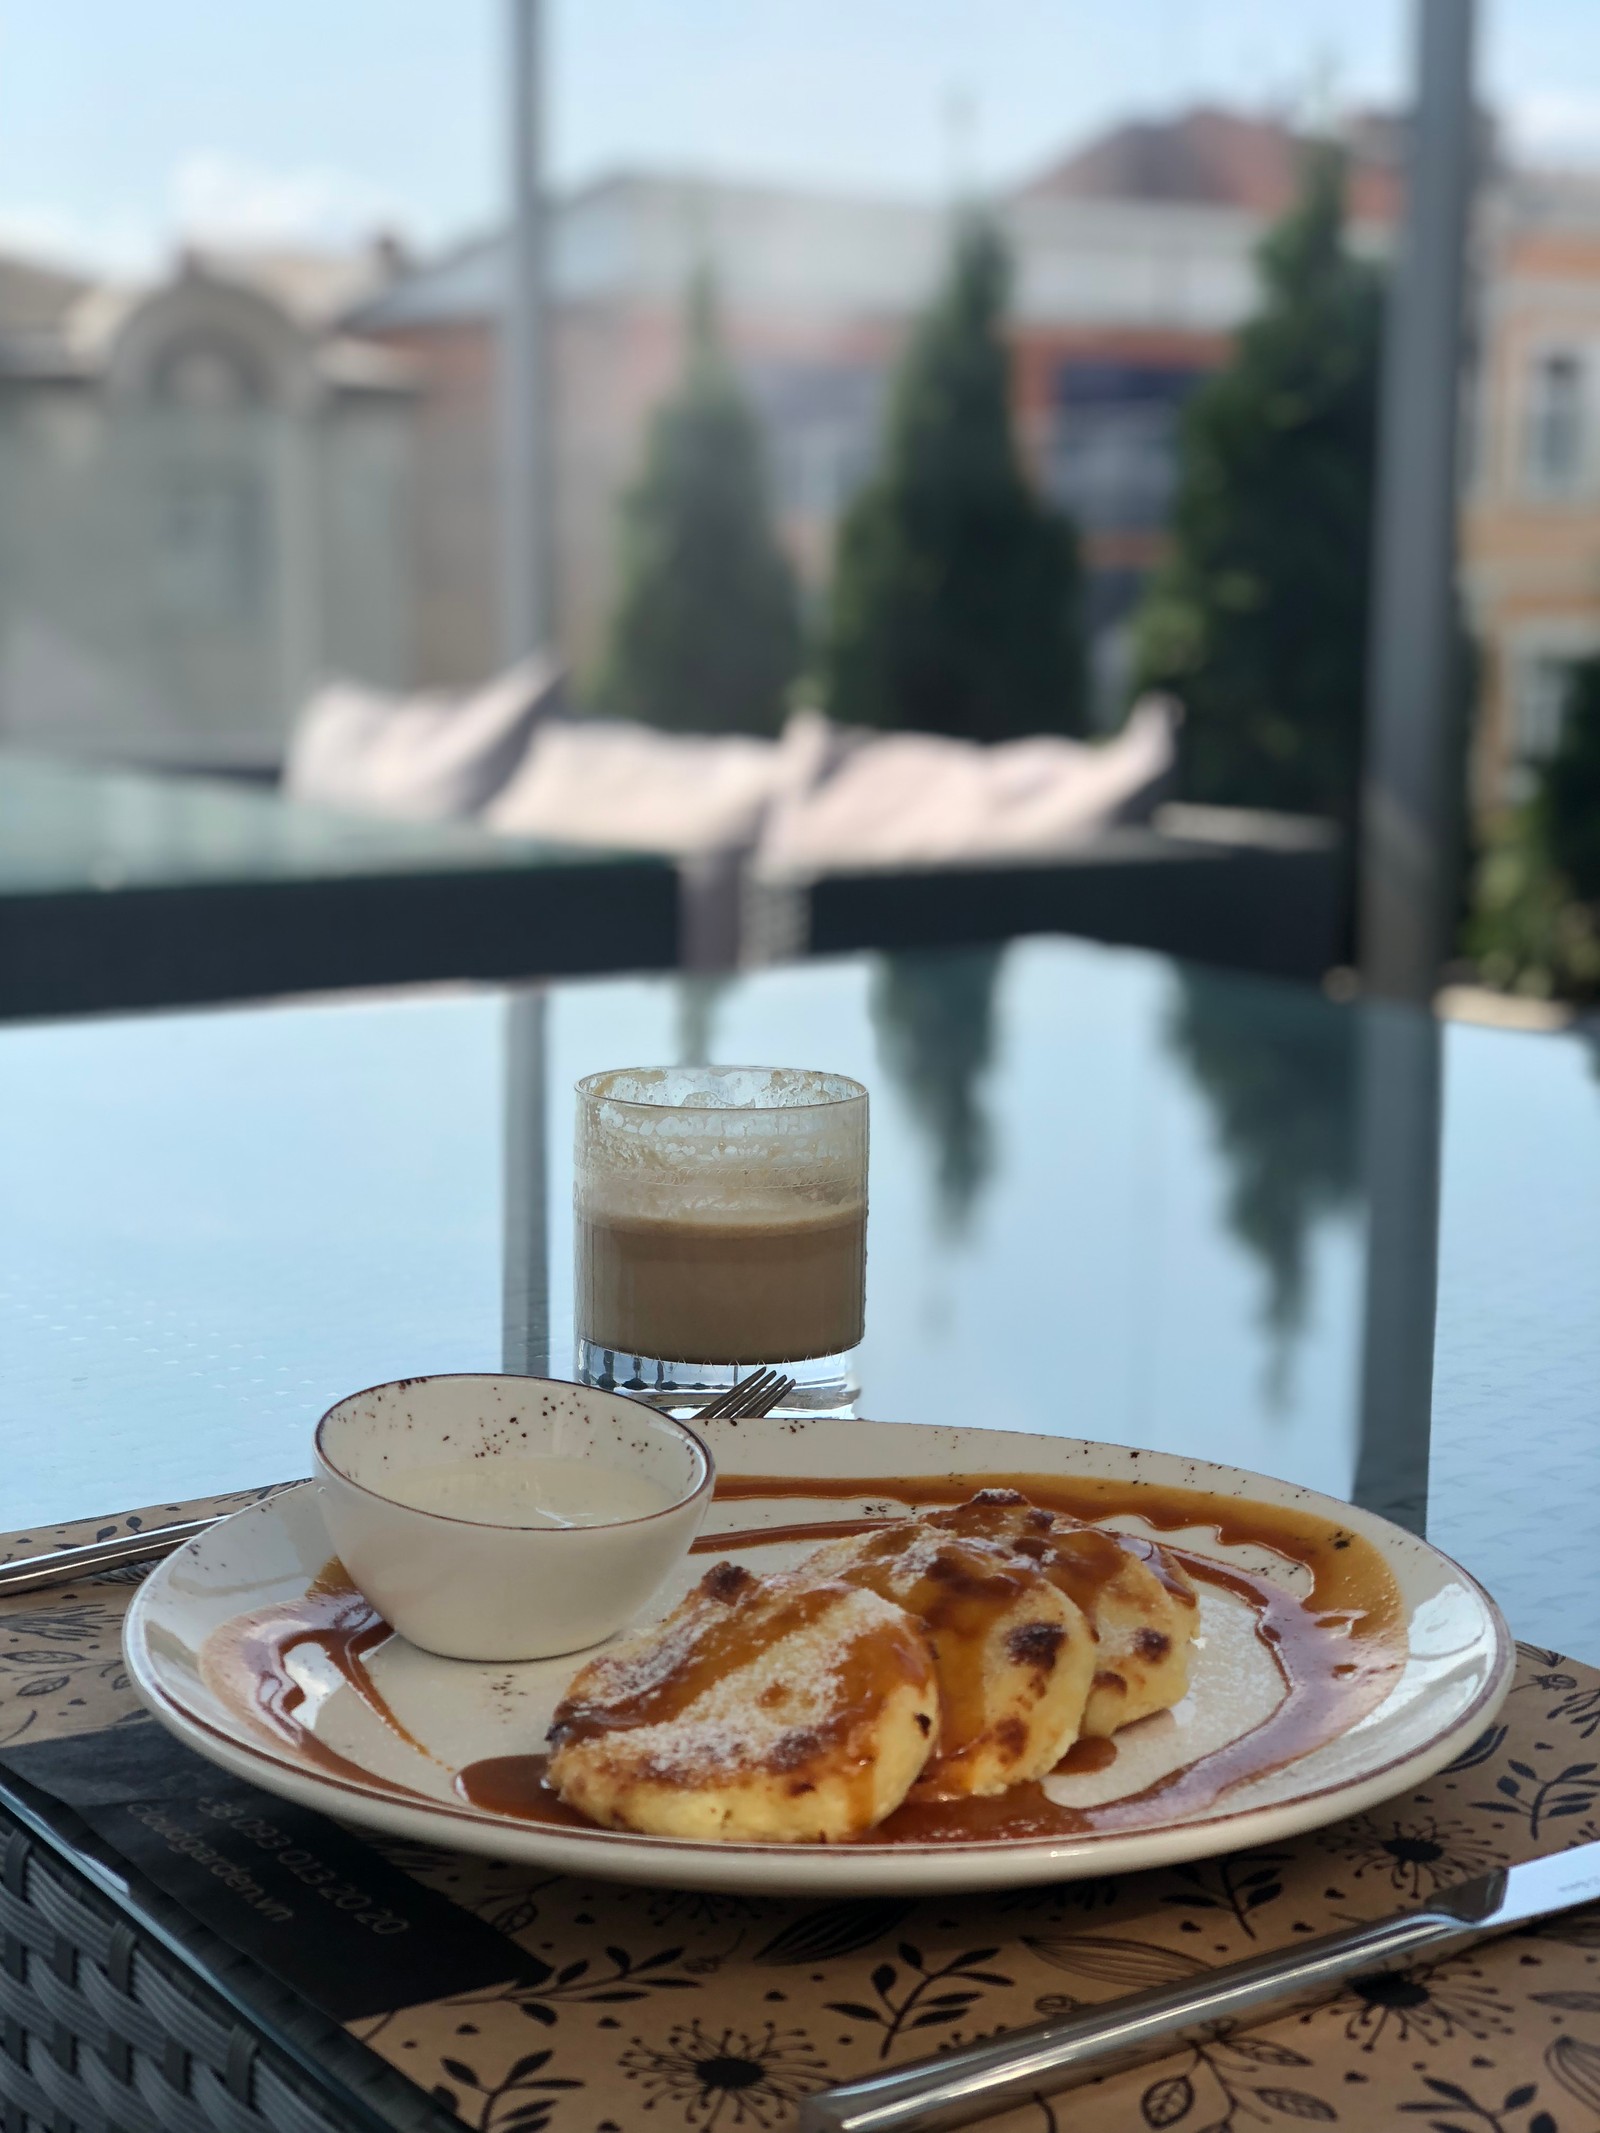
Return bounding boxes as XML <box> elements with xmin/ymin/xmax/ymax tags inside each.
<box><xmin>1021</xmin><ymin>103</ymin><xmax>1405</xmax><ymax>225</ymax></box>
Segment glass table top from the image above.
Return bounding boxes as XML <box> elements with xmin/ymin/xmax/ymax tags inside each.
<box><xmin>1</xmin><ymin>934</ymin><xmax>1595</xmax><ymax>1656</ymax></box>
<box><xmin>0</xmin><ymin>749</ymin><xmax>642</xmax><ymax>893</ymax></box>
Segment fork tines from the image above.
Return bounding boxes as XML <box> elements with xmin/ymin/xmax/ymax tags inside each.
<box><xmin>696</xmin><ymin>1369</ymin><xmax>794</xmax><ymax>1421</ymax></box>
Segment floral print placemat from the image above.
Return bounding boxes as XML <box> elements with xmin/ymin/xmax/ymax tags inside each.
<box><xmin>2</xmin><ymin>1497</ymin><xmax>1599</xmax><ymax>2133</ymax></box>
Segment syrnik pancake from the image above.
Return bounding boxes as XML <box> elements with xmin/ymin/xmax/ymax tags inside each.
<box><xmin>547</xmin><ymin>1561</ymin><xmax>939</xmax><ymax>1843</ymax></box>
<box><xmin>547</xmin><ymin>1490</ymin><xmax>1200</xmax><ymax>1842</ymax></box>
<box><xmin>803</xmin><ymin>1523</ymin><xmax>1095</xmax><ymax>1799</ymax></box>
<box><xmin>925</xmin><ymin>1489</ymin><xmax>1197</xmax><ymax>1736</ymax></box>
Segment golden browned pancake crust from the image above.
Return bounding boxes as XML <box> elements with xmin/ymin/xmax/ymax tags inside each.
<box><xmin>547</xmin><ymin>1561</ymin><xmax>939</xmax><ymax>1842</ymax></box>
<box><xmin>803</xmin><ymin>1524</ymin><xmax>1094</xmax><ymax>1798</ymax></box>
<box><xmin>926</xmin><ymin>1490</ymin><xmax>1197</xmax><ymax>1736</ymax></box>
<box><xmin>546</xmin><ymin>1489</ymin><xmax>1199</xmax><ymax>1842</ymax></box>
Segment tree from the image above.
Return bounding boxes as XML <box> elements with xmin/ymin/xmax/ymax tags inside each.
<box><xmin>1467</xmin><ymin>655</ymin><xmax>1600</xmax><ymax>1000</ymax></box>
<box><xmin>1133</xmin><ymin>143</ymin><xmax>1382</xmax><ymax>830</ymax></box>
<box><xmin>1166</xmin><ymin>964</ymin><xmax>1358</xmax><ymax>1406</ymax></box>
<box><xmin>1540</xmin><ymin>654</ymin><xmax>1600</xmax><ymax>904</ymax></box>
<box><xmin>871</xmin><ymin>946</ymin><xmax>1004</xmax><ymax>1236</ymax></box>
<box><xmin>1466</xmin><ymin>810</ymin><xmax>1600</xmax><ymax>1001</ymax></box>
<box><xmin>599</xmin><ymin>274</ymin><xmax>800</xmax><ymax>735</ymax></box>
<box><xmin>825</xmin><ymin>217</ymin><xmax>1085</xmax><ymax>741</ymax></box>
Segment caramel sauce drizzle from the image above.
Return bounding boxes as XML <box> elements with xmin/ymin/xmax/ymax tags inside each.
<box><xmin>706</xmin><ymin>1471</ymin><xmax>1401</xmax><ymax>1645</ymax></box>
<box><xmin>455</xmin><ymin>1755</ymin><xmax>597</xmax><ymax>1826</ymax></box>
<box><xmin>680</xmin><ymin>1472</ymin><xmax>1403</xmax><ymax>1840</ymax></box>
<box><xmin>776</xmin><ymin>1527</ymin><xmax>1071</xmax><ymax>1787</ymax></box>
<box><xmin>549</xmin><ymin>1568</ymin><xmax>846</xmax><ymax>1750</ymax></box>
<box><xmin>455</xmin><ymin>1530</ymin><xmax>1395</xmax><ymax>1843</ymax></box>
<box><xmin>1055</xmin><ymin>1734</ymin><xmax>1118</xmax><ymax>1777</ymax></box>
<box><xmin>198</xmin><ymin>1561</ymin><xmax>435</xmax><ymax>1797</ymax></box>
<box><xmin>204</xmin><ymin>1468</ymin><xmax>1408</xmax><ymax>1849</ymax></box>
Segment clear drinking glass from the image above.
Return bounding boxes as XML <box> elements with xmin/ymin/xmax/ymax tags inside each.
<box><xmin>575</xmin><ymin>1066</ymin><xmax>868</xmax><ymax>1408</ymax></box>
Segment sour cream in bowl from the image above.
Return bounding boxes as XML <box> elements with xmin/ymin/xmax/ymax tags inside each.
<box><xmin>313</xmin><ymin>1373</ymin><xmax>713</xmax><ymax>1661</ymax></box>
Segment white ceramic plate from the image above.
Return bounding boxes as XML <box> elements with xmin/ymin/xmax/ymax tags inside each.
<box><xmin>124</xmin><ymin>1416</ymin><xmax>1513</xmax><ymax>1896</ymax></box>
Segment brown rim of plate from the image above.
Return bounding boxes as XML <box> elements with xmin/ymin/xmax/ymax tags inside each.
<box><xmin>130</xmin><ymin>1493</ymin><xmax>1515</xmax><ymax>1856</ymax></box>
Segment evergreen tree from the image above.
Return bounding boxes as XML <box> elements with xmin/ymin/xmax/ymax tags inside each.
<box><xmin>1465</xmin><ymin>808</ymin><xmax>1600</xmax><ymax>1001</ymax></box>
<box><xmin>1133</xmin><ymin>144</ymin><xmax>1382</xmax><ymax>830</ymax></box>
<box><xmin>1166</xmin><ymin>965</ymin><xmax>1357</xmax><ymax>1405</ymax></box>
<box><xmin>1539</xmin><ymin>654</ymin><xmax>1600</xmax><ymax>904</ymax></box>
<box><xmin>1468</xmin><ymin>655</ymin><xmax>1600</xmax><ymax>1001</ymax></box>
<box><xmin>871</xmin><ymin>946</ymin><xmax>1004</xmax><ymax>1236</ymax></box>
<box><xmin>825</xmin><ymin>218</ymin><xmax>1085</xmax><ymax>740</ymax></box>
<box><xmin>600</xmin><ymin>275</ymin><xmax>800</xmax><ymax>735</ymax></box>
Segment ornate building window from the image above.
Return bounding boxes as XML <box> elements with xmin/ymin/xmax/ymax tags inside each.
<box><xmin>1524</xmin><ymin>348</ymin><xmax>1586</xmax><ymax>497</ymax></box>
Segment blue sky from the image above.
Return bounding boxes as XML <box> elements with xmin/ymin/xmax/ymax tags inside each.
<box><xmin>1</xmin><ymin>0</ymin><xmax>1597</xmax><ymax>272</ymax></box>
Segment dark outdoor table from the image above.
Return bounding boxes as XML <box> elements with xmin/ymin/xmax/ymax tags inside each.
<box><xmin>0</xmin><ymin>752</ymin><xmax>677</xmax><ymax>1016</ymax></box>
<box><xmin>757</xmin><ymin>807</ymin><xmax>1348</xmax><ymax>981</ymax></box>
<box><xmin>1</xmin><ymin>935</ymin><xmax>1597</xmax><ymax>2129</ymax></box>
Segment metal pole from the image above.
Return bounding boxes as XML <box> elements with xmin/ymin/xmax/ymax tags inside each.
<box><xmin>1359</xmin><ymin>0</ymin><xmax>1477</xmax><ymax>1000</ymax></box>
<box><xmin>499</xmin><ymin>3</ymin><xmax>552</xmax><ymax>1376</ymax></box>
<box><xmin>1352</xmin><ymin>1003</ymin><xmax>1440</xmax><ymax>1536</ymax></box>
<box><xmin>500</xmin><ymin>0</ymin><xmax>550</xmax><ymax>660</ymax></box>
<box><xmin>502</xmin><ymin>988</ymin><xmax>549</xmax><ymax>1376</ymax></box>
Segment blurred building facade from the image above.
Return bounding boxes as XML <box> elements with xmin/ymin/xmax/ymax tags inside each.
<box><xmin>0</xmin><ymin>243</ymin><xmax>415</xmax><ymax>771</ymax></box>
<box><xmin>7</xmin><ymin>104</ymin><xmax>1600</xmax><ymax>806</ymax></box>
<box><xmin>355</xmin><ymin>108</ymin><xmax>1394</xmax><ymax>728</ymax></box>
<box><xmin>1462</xmin><ymin>167</ymin><xmax>1600</xmax><ymax>806</ymax></box>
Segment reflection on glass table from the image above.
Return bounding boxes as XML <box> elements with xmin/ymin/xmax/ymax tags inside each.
<box><xmin>0</xmin><ymin>935</ymin><xmax>1596</xmax><ymax>1659</ymax></box>
<box><xmin>541</xmin><ymin>947</ymin><xmax>1369</xmax><ymax>1500</ymax></box>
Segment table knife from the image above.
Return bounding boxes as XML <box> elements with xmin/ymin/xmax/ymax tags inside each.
<box><xmin>0</xmin><ymin>1483</ymin><xmax>309</xmax><ymax>1597</ymax></box>
<box><xmin>798</xmin><ymin>1838</ymin><xmax>1600</xmax><ymax>2133</ymax></box>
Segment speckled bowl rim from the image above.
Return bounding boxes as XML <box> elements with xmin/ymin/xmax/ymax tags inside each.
<box><xmin>313</xmin><ymin>1371</ymin><xmax>714</xmax><ymax>1533</ymax></box>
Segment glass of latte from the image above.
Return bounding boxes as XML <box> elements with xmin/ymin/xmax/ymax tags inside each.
<box><xmin>574</xmin><ymin>1066</ymin><xmax>867</xmax><ymax>1409</ymax></box>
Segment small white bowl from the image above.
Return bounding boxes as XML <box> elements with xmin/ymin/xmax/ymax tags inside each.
<box><xmin>313</xmin><ymin>1373</ymin><xmax>713</xmax><ymax>1661</ymax></box>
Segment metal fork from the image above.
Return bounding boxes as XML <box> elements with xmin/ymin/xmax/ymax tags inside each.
<box><xmin>691</xmin><ymin>1368</ymin><xmax>797</xmax><ymax>1421</ymax></box>
<box><xmin>0</xmin><ymin>1372</ymin><xmax>796</xmax><ymax>1599</ymax></box>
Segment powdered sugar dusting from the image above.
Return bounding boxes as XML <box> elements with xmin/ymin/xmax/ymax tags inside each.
<box><xmin>572</xmin><ymin>1583</ymin><xmax>910</xmax><ymax>1780</ymax></box>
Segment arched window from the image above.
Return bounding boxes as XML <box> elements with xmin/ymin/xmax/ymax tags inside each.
<box><xmin>148</xmin><ymin>332</ymin><xmax>266</xmax><ymax>412</ymax></box>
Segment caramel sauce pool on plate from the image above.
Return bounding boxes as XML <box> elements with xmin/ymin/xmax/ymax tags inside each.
<box><xmin>199</xmin><ymin>1469</ymin><xmax>1406</xmax><ymax>1846</ymax></box>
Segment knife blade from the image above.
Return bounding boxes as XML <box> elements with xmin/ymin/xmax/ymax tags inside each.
<box><xmin>797</xmin><ymin>1838</ymin><xmax>1600</xmax><ymax>2133</ymax></box>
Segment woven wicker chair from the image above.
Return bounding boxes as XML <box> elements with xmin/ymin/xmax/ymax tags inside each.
<box><xmin>0</xmin><ymin>1777</ymin><xmax>452</xmax><ymax>2133</ymax></box>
